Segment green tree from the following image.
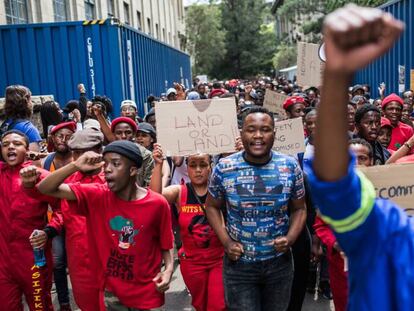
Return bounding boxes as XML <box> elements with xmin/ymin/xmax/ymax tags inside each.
<box><xmin>185</xmin><ymin>3</ymin><xmax>226</xmax><ymax>78</ymax></box>
<box><xmin>277</xmin><ymin>0</ymin><xmax>387</xmax><ymax>39</ymax></box>
<box><xmin>220</xmin><ymin>0</ymin><xmax>277</xmax><ymax>78</ymax></box>
<box><xmin>272</xmin><ymin>43</ymin><xmax>297</xmax><ymax>70</ymax></box>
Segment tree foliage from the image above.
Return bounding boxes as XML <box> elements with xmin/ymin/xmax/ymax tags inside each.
<box><xmin>185</xmin><ymin>3</ymin><xmax>226</xmax><ymax>78</ymax></box>
<box><xmin>220</xmin><ymin>0</ymin><xmax>276</xmax><ymax>78</ymax></box>
<box><xmin>272</xmin><ymin>43</ymin><xmax>297</xmax><ymax>71</ymax></box>
<box><xmin>278</xmin><ymin>0</ymin><xmax>388</xmax><ymax>38</ymax></box>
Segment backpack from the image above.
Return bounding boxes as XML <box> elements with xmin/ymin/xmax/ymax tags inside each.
<box><xmin>0</xmin><ymin>119</ymin><xmax>26</xmax><ymax>137</ymax></box>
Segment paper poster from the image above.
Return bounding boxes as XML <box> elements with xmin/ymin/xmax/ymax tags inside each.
<box><xmin>155</xmin><ymin>98</ymin><xmax>239</xmax><ymax>156</ymax></box>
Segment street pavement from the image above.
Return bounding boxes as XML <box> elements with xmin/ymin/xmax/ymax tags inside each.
<box><xmin>37</xmin><ymin>266</ymin><xmax>332</xmax><ymax>311</ymax></box>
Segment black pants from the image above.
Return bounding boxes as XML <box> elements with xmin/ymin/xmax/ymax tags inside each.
<box><xmin>287</xmin><ymin>228</ymin><xmax>311</xmax><ymax>311</ymax></box>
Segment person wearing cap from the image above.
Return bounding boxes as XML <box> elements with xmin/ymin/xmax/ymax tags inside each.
<box><xmin>186</xmin><ymin>91</ymin><xmax>201</xmax><ymax>101</ymax></box>
<box><xmin>37</xmin><ymin>140</ymin><xmax>174</xmax><ymax>311</ymax></box>
<box><xmin>378</xmin><ymin>117</ymin><xmax>393</xmax><ymax>150</ymax></box>
<box><xmin>120</xmin><ymin>100</ymin><xmax>143</xmax><ymax>123</ymax></box>
<box><xmin>351</xmin><ymin>84</ymin><xmax>365</xmax><ymax>97</ymax></box>
<box><xmin>23</xmin><ymin>127</ymin><xmax>106</xmax><ymax>311</ymax></box>
<box><xmin>354</xmin><ymin>104</ymin><xmax>390</xmax><ymax>165</ymax></box>
<box><xmin>39</xmin><ymin>121</ymin><xmax>76</xmax><ymax>311</ymax></box>
<box><xmin>41</xmin><ymin>121</ymin><xmax>76</xmax><ymax>172</ymax></box>
<box><xmin>109</xmin><ymin>117</ymin><xmax>155</xmax><ymax>188</ymax></box>
<box><xmin>382</xmin><ymin>93</ymin><xmax>414</xmax><ymax>151</ymax></box>
<box><xmin>136</xmin><ymin>122</ymin><xmax>156</xmax><ymax>150</ymax></box>
<box><xmin>167</xmin><ymin>88</ymin><xmax>177</xmax><ymax>101</ymax></box>
<box><xmin>136</xmin><ymin>122</ymin><xmax>171</xmax><ymax>188</ymax></box>
<box><xmin>283</xmin><ymin>96</ymin><xmax>306</xmax><ymax>121</ymax></box>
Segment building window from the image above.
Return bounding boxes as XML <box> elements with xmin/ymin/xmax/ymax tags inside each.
<box><xmin>5</xmin><ymin>0</ymin><xmax>28</xmax><ymax>24</ymax></box>
<box><xmin>107</xmin><ymin>0</ymin><xmax>115</xmax><ymax>17</ymax></box>
<box><xmin>53</xmin><ymin>0</ymin><xmax>67</xmax><ymax>21</ymax></box>
<box><xmin>136</xmin><ymin>10</ymin><xmax>142</xmax><ymax>30</ymax></box>
<box><xmin>162</xmin><ymin>28</ymin><xmax>165</xmax><ymax>41</ymax></box>
<box><xmin>123</xmin><ymin>2</ymin><xmax>130</xmax><ymax>25</ymax></box>
<box><xmin>84</xmin><ymin>0</ymin><xmax>95</xmax><ymax>20</ymax></box>
<box><xmin>147</xmin><ymin>17</ymin><xmax>151</xmax><ymax>35</ymax></box>
<box><xmin>155</xmin><ymin>23</ymin><xmax>159</xmax><ymax>39</ymax></box>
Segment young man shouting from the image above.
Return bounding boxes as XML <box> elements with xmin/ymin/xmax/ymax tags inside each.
<box><xmin>36</xmin><ymin>140</ymin><xmax>174</xmax><ymax>310</ymax></box>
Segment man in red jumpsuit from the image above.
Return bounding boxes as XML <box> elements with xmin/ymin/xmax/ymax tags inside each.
<box><xmin>0</xmin><ymin>130</ymin><xmax>60</xmax><ymax>311</ymax></box>
<box><xmin>22</xmin><ymin>127</ymin><xmax>107</xmax><ymax>311</ymax></box>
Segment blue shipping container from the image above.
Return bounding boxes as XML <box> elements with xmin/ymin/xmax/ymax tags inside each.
<box><xmin>0</xmin><ymin>19</ymin><xmax>192</xmax><ymax>117</ymax></box>
<box><xmin>354</xmin><ymin>0</ymin><xmax>413</xmax><ymax>98</ymax></box>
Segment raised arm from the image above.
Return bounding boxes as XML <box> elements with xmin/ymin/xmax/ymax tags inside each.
<box><xmin>314</xmin><ymin>4</ymin><xmax>404</xmax><ymax>182</ymax></box>
<box><xmin>37</xmin><ymin>151</ymin><xmax>104</xmax><ymax>200</ymax></box>
<box><xmin>150</xmin><ymin>143</ymin><xmax>180</xmax><ymax>204</ymax></box>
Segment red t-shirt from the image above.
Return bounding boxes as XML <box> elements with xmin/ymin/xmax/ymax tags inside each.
<box><xmin>69</xmin><ymin>183</ymin><xmax>174</xmax><ymax>309</ymax></box>
<box><xmin>178</xmin><ymin>184</ymin><xmax>223</xmax><ymax>263</ymax></box>
<box><xmin>388</xmin><ymin>121</ymin><xmax>414</xmax><ymax>151</ymax></box>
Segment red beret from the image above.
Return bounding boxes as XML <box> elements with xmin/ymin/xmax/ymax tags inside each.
<box><xmin>283</xmin><ymin>96</ymin><xmax>305</xmax><ymax>111</ymax></box>
<box><xmin>111</xmin><ymin>117</ymin><xmax>138</xmax><ymax>133</ymax></box>
<box><xmin>50</xmin><ymin>121</ymin><xmax>76</xmax><ymax>135</ymax></box>
<box><xmin>380</xmin><ymin>117</ymin><xmax>392</xmax><ymax>128</ymax></box>
<box><xmin>382</xmin><ymin>93</ymin><xmax>403</xmax><ymax>109</ymax></box>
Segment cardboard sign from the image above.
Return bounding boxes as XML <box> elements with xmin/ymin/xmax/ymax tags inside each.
<box><xmin>358</xmin><ymin>163</ymin><xmax>414</xmax><ymax>215</ymax></box>
<box><xmin>296</xmin><ymin>42</ymin><xmax>324</xmax><ymax>87</ymax></box>
<box><xmin>155</xmin><ymin>98</ymin><xmax>239</xmax><ymax>156</ymax></box>
<box><xmin>398</xmin><ymin>65</ymin><xmax>405</xmax><ymax>93</ymax></box>
<box><xmin>272</xmin><ymin>117</ymin><xmax>305</xmax><ymax>155</ymax></box>
<box><xmin>410</xmin><ymin>69</ymin><xmax>414</xmax><ymax>92</ymax></box>
<box><xmin>263</xmin><ymin>89</ymin><xmax>288</xmax><ymax>120</ymax></box>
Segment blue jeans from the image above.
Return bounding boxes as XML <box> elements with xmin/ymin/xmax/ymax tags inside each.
<box><xmin>52</xmin><ymin>231</ymin><xmax>70</xmax><ymax>305</ymax></box>
<box><xmin>223</xmin><ymin>252</ymin><xmax>294</xmax><ymax>311</ymax></box>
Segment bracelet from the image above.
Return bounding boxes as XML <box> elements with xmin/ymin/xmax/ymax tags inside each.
<box><xmin>404</xmin><ymin>142</ymin><xmax>412</xmax><ymax>149</ymax></box>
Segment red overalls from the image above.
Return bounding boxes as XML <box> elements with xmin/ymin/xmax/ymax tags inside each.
<box><xmin>0</xmin><ymin>162</ymin><xmax>60</xmax><ymax>311</ymax></box>
<box><xmin>178</xmin><ymin>183</ymin><xmax>226</xmax><ymax>311</ymax></box>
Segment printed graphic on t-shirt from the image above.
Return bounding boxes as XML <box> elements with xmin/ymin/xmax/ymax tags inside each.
<box><xmin>188</xmin><ymin>214</ymin><xmax>213</xmax><ymax>248</ymax></box>
<box><xmin>209</xmin><ymin>151</ymin><xmax>305</xmax><ymax>262</ymax></box>
<box><xmin>109</xmin><ymin>216</ymin><xmax>141</xmax><ymax>250</ymax></box>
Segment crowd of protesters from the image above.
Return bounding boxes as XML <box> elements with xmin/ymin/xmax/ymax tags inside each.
<box><xmin>1</xmin><ymin>4</ymin><xmax>414</xmax><ymax>311</ymax></box>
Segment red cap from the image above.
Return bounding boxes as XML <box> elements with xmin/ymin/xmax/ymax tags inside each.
<box><xmin>380</xmin><ymin>117</ymin><xmax>392</xmax><ymax>128</ymax></box>
<box><xmin>111</xmin><ymin>117</ymin><xmax>138</xmax><ymax>133</ymax></box>
<box><xmin>283</xmin><ymin>96</ymin><xmax>305</xmax><ymax>111</ymax></box>
<box><xmin>209</xmin><ymin>89</ymin><xmax>226</xmax><ymax>98</ymax></box>
<box><xmin>381</xmin><ymin>93</ymin><xmax>403</xmax><ymax>109</ymax></box>
<box><xmin>50</xmin><ymin>121</ymin><xmax>76</xmax><ymax>135</ymax></box>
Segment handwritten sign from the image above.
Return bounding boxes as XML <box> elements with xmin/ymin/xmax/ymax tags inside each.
<box><xmin>263</xmin><ymin>89</ymin><xmax>288</xmax><ymax>120</ymax></box>
<box><xmin>155</xmin><ymin>98</ymin><xmax>239</xmax><ymax>156</ymax></box>
<box><xmin>272</xmin><ymin>117</ymin><xmax>305</xmax><ymax>155</ymax></box>
<box><xmin>358</xmin><ymin>163</ymin><xmax>414</xmax><ymax>215</ymax></box>
<box><xmin>410</xmin><ymin>69</ymin><xmax>414</xmax><ymax>92</ymax></box>
<box><xmin>296</xmin><ymin>42</ymin><xmax>324</xmax><ymax>87</ymax></box>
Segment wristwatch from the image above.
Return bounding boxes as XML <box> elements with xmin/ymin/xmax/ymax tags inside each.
<box><xmin>404</xmin><ymin>142</ymin><xmax>413</xmax><ymax>149</ymax></box>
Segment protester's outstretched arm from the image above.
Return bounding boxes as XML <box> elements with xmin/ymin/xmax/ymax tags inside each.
<box><xmin>93</xmin><ymin>105</ymin><xmax>116</xmax><ymax>142</ymax></box>
<box><xmin>38</xmin><ymin>151</ymin><xmax>104</xmax><ymax>200</ymax></box>
<box><xmin>386</xmin><ymin>134</ymin><xmax>414</xmax><ymax>164</ymax></box>
<box><xmin>314</xmin><ymin>4</ymin><xmax>404</xmax><ymax>182</ymax></box>
<box><xmin>149</xmin><ymin>144</ymin><xmax>180</xmax><ymax>204</ymax></box>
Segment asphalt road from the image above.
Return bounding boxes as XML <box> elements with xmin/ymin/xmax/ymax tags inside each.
<box><xmin>40</xmin><ymin>266</ymin><xmax>332</xmax><ymax>311</ymax></box>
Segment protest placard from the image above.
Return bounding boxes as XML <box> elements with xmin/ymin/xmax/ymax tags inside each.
<box><xmin>272</xmin><ymin>117</ymin><xmax>305</xmax><ymax>156</ymax></box>
<box><xmin>410</xmin><ymin>69</ymin><xmax>414</xmax><ymax>92</ymax></box>
<box><xmin>263</xmin><ymin>89</ymin><xmax>288</xmax><ymax>120</ymax></box>
<box><xmin>155</xmin><ymin>98</ymin><xmax>239</xmax><ymax>156</ymax></box>
<box><xmin>358</xmin><ymin>163</ymin><xmax>414</xmax><ymax>215</ymax></box>
<box><xmin>296</xmin><ymin>42</ymin><xmax>324</xmax><ymax>87</ymax></box>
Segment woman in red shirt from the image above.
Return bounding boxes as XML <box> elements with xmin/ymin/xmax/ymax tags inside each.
<box><xmin>151</xmin><ymin>144</ymin><xmax>226</xmax><ymax>311</ymax></box>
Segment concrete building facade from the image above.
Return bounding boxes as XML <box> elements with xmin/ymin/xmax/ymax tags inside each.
<box><xmin>0</xmin><ymin>0</ymin><xmax>185</xmax><ymax>50</ymax></box>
